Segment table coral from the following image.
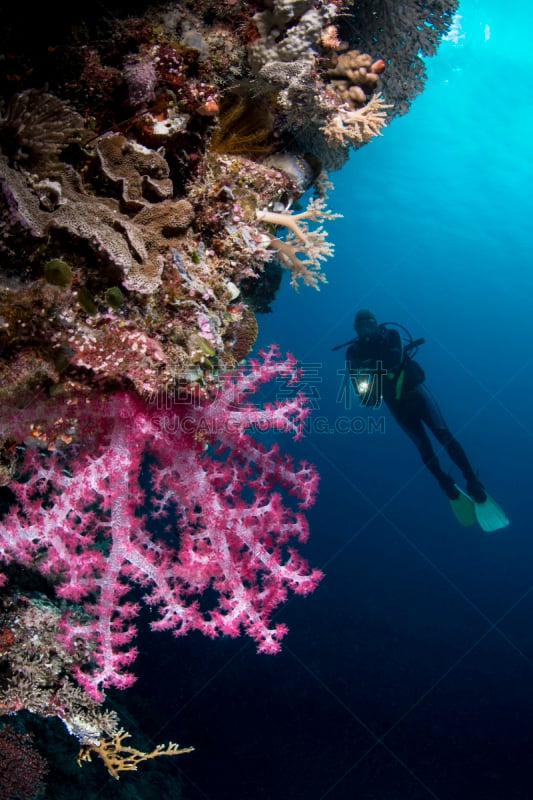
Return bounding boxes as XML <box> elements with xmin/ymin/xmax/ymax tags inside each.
<box><xmin>337</xmin><ymin>0</ymin><xmax>459</xmax><ymax>116</ymax></box>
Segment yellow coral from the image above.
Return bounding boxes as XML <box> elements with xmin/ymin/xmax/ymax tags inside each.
<box><xmin>210</xmin><ymin>93</ymin><xmax>274</xmax><ymax>155</ymax></box>
<box><xmin>77</xmin><ymin>727</ymin><xmax>194</xmax><ymax>780</ymax></box>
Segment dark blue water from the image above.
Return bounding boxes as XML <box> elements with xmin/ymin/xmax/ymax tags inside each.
<box><xmin>133</xmin><ymin>3</ymin><xmax>533</xmax><ymax>798</ymax></box>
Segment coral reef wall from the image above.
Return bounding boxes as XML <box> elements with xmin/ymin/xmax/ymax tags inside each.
<box><xmin>0</xmin><ymin>0</ymin><xmax>456</xmax><ymax>406</ymax></box>
<box><xmin>0</xmin><ymin>0</ymin><xmax>457</xmax><ymax>782</ymax></box>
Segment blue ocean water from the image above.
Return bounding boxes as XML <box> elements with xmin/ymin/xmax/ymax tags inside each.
<box><xmin>151</xmin><ymin>2</ymin><xmax>533</xmax><ymax>799</ymax></box>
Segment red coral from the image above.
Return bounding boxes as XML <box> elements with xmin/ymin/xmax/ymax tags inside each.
<box><xmin>0</xmin><ymin>627</ymin><xmax>15</xmax><ymax>652</ymax></box>
<box><xmin>0</xmin><ymin>726</ymin><xmax>48</xmax><ymax>800</ymax></box>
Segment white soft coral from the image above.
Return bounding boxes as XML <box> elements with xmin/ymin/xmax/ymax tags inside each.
<box><xmin>256</xmin><ymin>197</ymin><xmax>342</xmax><ymax>290</ymax></box>
<box><xmin>322</xmin><ymin>93</ymin><xmax>393</xmax><ymax>146</ymax></box>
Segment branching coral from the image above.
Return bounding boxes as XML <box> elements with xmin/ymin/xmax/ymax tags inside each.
<box><xmin>78</xmin><ymin>728</ymin><xmax>194</xmax><ymax>780</ymax></box>
<box><xmin>322</xmin><ymin>93</ymin><xmax>393</xmax><ymax>146</ymax></box>
<box><xmin>0</xmin><ymin>348</ymin><xmax>321</xmax><ymax>698</ymax></box>
<box><xmin>256</xmin><ymin>198</ymin><xmax>342</xmax><ymax>290</ymax></box>
<box><xmin>0</xmin><ymin>594</ymin><xmax>120</xmax><ymax>744</ymax></box>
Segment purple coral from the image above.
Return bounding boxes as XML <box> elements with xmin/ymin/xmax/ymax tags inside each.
<box><xmin>123</xmin><ymin>51</ymin><xmax>158</xmax><ymax>108</ymax></box>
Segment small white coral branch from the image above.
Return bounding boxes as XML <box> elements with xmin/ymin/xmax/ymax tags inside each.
<box><xmin>256</xmin><ymin>198</ymin><xmax>342</xmax><ymax>291</ymax></box>
<box><xmin>322</xmin><ymin>93</ymin><xmax>393</xmax><ymax>146</ymax></box>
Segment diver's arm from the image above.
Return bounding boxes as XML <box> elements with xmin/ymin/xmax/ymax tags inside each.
<box><xmin>345</xmin><ymin>343</ymin><xmax>360</xmax><ymax>369</ymax></box>
<box><xmin>346</xmin><ymin>344</ymin><xmax>366</xmax><ymax>394</ymax></box>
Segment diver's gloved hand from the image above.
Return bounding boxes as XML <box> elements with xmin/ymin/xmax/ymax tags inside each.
<box><xmin>467</xmin><ymin>478</ymin><xmax>487</xmax><ymax>504</ymax></box>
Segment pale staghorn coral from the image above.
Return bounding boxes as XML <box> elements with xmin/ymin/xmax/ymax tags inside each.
<box><xmin>256</xmin><ymin>197</ymin><xmax>342</xmax><ymax>291</ymax></box>
<box><xmin>322</xmin><ymin>93</ymin><xmax>393</xmax><ymax>146</ymax></box>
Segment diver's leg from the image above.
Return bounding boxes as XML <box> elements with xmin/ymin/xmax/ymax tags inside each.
<box><xmin>394</xmin><ymin>413</ymin><xmax>459</xmax><ymax>499</ymax></box>
<box><xmin>417</xmin><ymin>385</ymin><xmax>487</xmax><ymax>502</ymax></box>
<box><xmin>435</xmin><ymin>433</ymin><xmax>486</xmax><ymax>501</ymax></box>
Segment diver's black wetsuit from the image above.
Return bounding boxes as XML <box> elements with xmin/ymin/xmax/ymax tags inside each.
<box><xmin>346</xmin><ymin>326</ymin><xmax>482</xmax><ymax>499</ymax></box>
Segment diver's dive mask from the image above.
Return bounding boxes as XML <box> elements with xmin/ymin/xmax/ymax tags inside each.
<box><xmin>354</xmin><ymin>310</ymin><xmax>378</xmax><ymax>339</ymax></box>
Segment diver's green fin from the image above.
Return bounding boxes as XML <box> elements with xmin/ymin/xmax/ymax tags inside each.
<box><xmin>449</xmin><ymin>486</ymin><xmax>477</xmax><ymax>527</ymax></box>
<box><xmin>473</xmin><ymin>494</ymin><xmax>510</xmax><ymax>532</ymax></box>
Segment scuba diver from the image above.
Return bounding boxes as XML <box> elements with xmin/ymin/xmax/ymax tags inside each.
<box><xmin>334</xmin><ymin>309</ymin><xmax>508</xmax><ymax>531</ymax></box>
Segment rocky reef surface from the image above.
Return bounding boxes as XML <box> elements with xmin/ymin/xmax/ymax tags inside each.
<box><xmin>0</xmin><ymin>0</ymin><xmax>457</xmax><ymax>413</ymax></box>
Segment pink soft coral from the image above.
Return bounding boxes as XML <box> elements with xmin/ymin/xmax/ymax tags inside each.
<box><xmin>0</xmin><ymin>346</ymin><xmax>321</xmax><ymax>699</ymax></box>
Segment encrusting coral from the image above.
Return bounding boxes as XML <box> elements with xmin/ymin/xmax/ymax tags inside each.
<box><xmin>94</xmin><ymin>132</ymin><xmax>174</xmax><ymax>211</ymax></box>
